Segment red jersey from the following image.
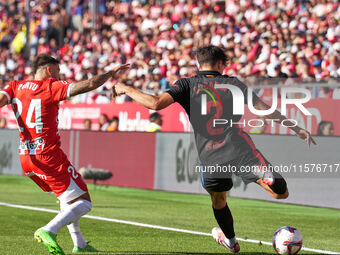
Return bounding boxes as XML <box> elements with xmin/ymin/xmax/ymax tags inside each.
<box><xmin>0</xmin><ymin>78</ymin><xmax>72</xmax><ymax>155</ymax></box>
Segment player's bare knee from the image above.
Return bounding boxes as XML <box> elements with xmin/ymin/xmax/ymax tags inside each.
<box><xmin>209</xmin><ymin>191</ymin><xmax>226</xmax><ymax>209</ymax></box>
<box><xmin>212</xmin><ymin>200</ymin><xmax>226</xmax><ymax>209</ymax></box>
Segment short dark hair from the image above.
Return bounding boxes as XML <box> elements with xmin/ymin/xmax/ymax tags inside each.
<box><xmin>111</xmin><ymin>116</ymin><xmax>119</xmax><ymax>122</ymax></box>
<box><xmin>32</xmin><ymin>54</ymin><xmax>59</xmax><ymax>74</ymax></box>
<box><xmin>196</xmin><ymin>45</ymin><xmax>229</xmax><ymax>67</ymax></box>
<box><xmin>150</xmin><ymin>112</ymin><xmax>162</xmax><ymax>122</ymax></box>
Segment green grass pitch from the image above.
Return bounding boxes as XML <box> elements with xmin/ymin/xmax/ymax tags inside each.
<box><xmin>0</xmin><ymin>175</ymin><xmax>339</xmax><ymax>255</ymax></box>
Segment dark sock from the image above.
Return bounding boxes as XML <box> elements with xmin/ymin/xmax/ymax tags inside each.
<box><xmin>213</xmin><ymin>204</ymin><xmax>235</xmax><ymax>239</ymax></box>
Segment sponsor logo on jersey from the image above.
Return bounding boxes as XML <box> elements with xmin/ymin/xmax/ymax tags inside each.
<box><xmin>19</xmin><ymin>137</ymin><xmax>45</xmax><ymax>155</ymax></box>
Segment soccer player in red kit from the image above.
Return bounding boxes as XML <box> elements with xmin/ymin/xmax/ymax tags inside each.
<box><xmin>0</xmin><ymin>54</ymin><xmax>129</xmax><ymax>254</ymax></box>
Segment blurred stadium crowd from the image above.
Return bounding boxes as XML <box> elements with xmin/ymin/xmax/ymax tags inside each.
<box><xmin>0</xmin><ymin>0</ymin><xmax>339</xmax><ymax>104</ymax></box>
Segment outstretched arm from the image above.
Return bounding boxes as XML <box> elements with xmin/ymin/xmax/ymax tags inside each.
<box><xmin>254</xmin><ymin>98</ymin><xmax>316</xmax><ymax>147</ymax></box>
<box><xmin>68</xmin><ymin>64</ymin><xmax>130</xmax><ymax>97</ymax></box>
<box><xmin>113</xmin><ymin>82</ymin><xmax>174</xmax><ymax>110</ymax></box>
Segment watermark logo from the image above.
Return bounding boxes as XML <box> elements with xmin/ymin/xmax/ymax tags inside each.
<box><xmin>198</xmin><ymin>83</ymin><xmax>312</xmax><ymax>128</ymax></box>
<box><xmin>201</xmin><ymin>84</ymin><xmax>311</xmax><ymax>116</ymax></box>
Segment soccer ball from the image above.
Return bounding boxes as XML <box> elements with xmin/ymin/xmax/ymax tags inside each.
<box><xmin>273</xmin><ymin>226</ymin><xmax>303</xmax><ymax>255</ymax></box>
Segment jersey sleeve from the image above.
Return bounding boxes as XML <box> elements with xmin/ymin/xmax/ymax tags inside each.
<box><xmin>0</xmin><ymin>81</ymin><xmax>15</xmax><ymax>104</ymax></box>
<box><xmin>50</xmin><ymin>80</ymin><xmax>73</xmax><ymax>102</ymax></box>
<box><xmin>166</xmin><ymin>79</ymin><xmax>189</xmax><ymax>105</ymax></box>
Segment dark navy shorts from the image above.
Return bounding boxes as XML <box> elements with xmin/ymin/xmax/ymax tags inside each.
<box><xmin>200</xmin><ymin>150</ymin><xmax>287</xmax><ymax>194</ymax></box>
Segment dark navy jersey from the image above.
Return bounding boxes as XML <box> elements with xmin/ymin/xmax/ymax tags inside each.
<box><xmin>166</xmin><ymin>70</ymin><xmax>260</xmax><ymax>165</ymax></box>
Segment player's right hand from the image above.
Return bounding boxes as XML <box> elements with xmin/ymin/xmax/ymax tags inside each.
<box><xmin>112</xmin><ymin>82</ymin><xmax>128</xmax><ymax>98</ymax></box>
<box><xmin>111</xmin><ymin>63</ymin><xmax>130</xmax><ymax>79</ymax></box>
<box><xmin>296</xmin><ymin>129</ymin><xmax>316</xmax><ymax>148</ymax></box>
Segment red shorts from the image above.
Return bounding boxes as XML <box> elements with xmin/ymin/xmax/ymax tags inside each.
<box><xmin>20</xmin><ymin>148</ymin><xmax>88</xmax><ymax>203</ymax></box>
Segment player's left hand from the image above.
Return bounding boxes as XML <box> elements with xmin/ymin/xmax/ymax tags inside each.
<box><xmin>111</xmin><ymin>64</ymin><xmax>130</xmax><ymax>79</ymax></box>
<box><xmin>296</xmin><ymin>129</ymin><xmax>316</xmax><ymax>147</ymax></box>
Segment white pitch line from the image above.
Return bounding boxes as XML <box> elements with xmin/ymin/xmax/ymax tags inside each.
<box><xmin>0</xmin><ymin>202</ymin><xmax>339</xmax><ymax>255</ymax></box>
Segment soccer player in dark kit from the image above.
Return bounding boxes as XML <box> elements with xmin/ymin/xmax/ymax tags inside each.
<box><xmin>113</xmin><ymin>45</ymin><xmax>315</xmax><ymax>253</ymax></box>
